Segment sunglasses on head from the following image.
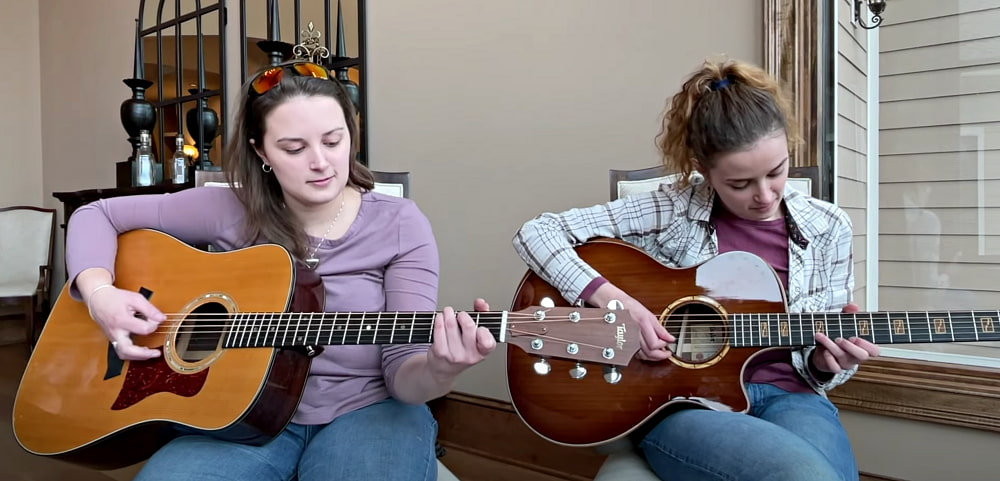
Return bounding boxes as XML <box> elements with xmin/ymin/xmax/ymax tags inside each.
<box><xmin>249</xmin><ymin>61</ymin><xmax>331</xmax><ymax>97</ymax></box>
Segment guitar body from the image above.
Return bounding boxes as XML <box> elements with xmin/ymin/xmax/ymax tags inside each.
<box><xmin>13</xmin><ymin>229</ymin><xmax>324</xmax><ymax>469</ymax></box>
<box><xmin>508</xmin><ymin>238</ymin><xmax>789</xmax><ymax>447</ymax></box>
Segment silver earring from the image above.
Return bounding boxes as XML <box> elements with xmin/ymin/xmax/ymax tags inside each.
<box><xmin>689</xmin><ymin>171</ymin><xmax>705</xmax><ymax>186</ymax></box>
<box><xmin>261</xmin><ymin>163</ymin><xmax>272</xmax><ymax>173</ymax></box>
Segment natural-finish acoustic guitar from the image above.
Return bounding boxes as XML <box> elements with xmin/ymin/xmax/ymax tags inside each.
<box><xmin>508</xmin><ymin>238</ymin><xmax>1000</xmax><ymax>447</ymax></box>
<box><xmin>13</xmin><ymin>229</ymin><xmax>639</xmax><ymax>470</ymax></box>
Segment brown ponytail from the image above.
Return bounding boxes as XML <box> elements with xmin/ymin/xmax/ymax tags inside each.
<box><xmin>656</xmin><ymin>58</ymin><xmax>798</xmax><ymax>188</ymax></box>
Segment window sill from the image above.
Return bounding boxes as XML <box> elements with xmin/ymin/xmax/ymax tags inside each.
<box><xmin>828</xmin><ymin>357</ymin><xmax>1000</xmax><ymax>433</ymax></box>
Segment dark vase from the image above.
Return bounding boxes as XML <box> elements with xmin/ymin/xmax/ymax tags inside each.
<box><xmin>186</xmin><ymin>90</ymin><xmax>220</xmax><ymax>170</ymax></box>
<box><xmin>120</xmin><ymin>78</ymin><xmax>156</xmax><ymax>162</ymax></box>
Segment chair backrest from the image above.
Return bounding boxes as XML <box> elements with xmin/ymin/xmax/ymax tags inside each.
<box><xmin>610</xmin><ymin>166</ymin><xmax>816</xmax><ymax>200</ymax></box>
<box><xmin>195</xmin><ymin>169</ymin><xmax>411</xmax><ymax>199</ymax></box>
<box><xmin>609</xmin><ymin>166</ymin><xmax>681</xmax><ymax>201</ymax></box>
<box><xmin>0</xmin><ymin>206</ymin><xmax>56</xmax><ymax>290</ymax></box>
<box><xmin>371</xmin><ymin>170</ymin><xmax>410</xmax><ymax>199</ymax></box>
<box><xmin>194</xmin><ymin>169</ymin><xmax>230</xmax><ymax>187</ymax></box>
<box><xmin>786</xmin><ymin>176</ymin><xmax>812</xmax><ymax>197</ymax></box>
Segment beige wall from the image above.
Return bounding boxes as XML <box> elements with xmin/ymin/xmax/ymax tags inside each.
<box><xmin>37</xmin><ymin>0</ymin><xmax>138</xmax><ymax>288</ymax></box>
<box><xmin>0</xmin><ymin>0</ymin><xmax>43</xmax><ymax>207</ymax></box>
<box><xmin>366</xmin><ymin>0</ymin><xmax>764</xmax><ymax>400</ymax></box>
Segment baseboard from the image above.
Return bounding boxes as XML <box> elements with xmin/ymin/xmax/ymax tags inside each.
<box><xmin>429</xmin><ymin>393</ymin><xmax>606</xmax><ymax>481</ymax></box>
<box><xmin>430</xmin><ymin>393</ymin><xmax>906</xmax><ymax>481</ymax></box>
<box><xmin>860</xmin><ymin>474</ymin><xmax>909</xmax><ymax>481</ymax></box>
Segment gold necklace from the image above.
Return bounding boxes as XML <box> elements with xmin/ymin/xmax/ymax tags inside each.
<box><xmin>304</xmin><ymin>193</ymin><xmax>347</xmax><ymax>269</ymax></box>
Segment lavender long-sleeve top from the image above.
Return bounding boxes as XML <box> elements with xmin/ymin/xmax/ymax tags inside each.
<box><xmin>66</xmin><ymin>186</ymin><xmax>440</xmax><ymax>425</ymax></box>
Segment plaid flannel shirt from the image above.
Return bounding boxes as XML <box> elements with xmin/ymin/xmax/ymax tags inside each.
<box><xmin>512</xmin><ymin>181</ymin><xmax>857</xmax><ymax>394</ymax></box>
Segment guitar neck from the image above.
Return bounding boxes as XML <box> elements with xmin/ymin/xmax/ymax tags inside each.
<box><xmin>731</xmin><ymin>310</ymin><xmax>1000</xmax><ymax>348</ymax></box>
<box><xmin>222</xmin><ymin>311</ymin><xmax>509</xmax><ymax>348</ymax></box>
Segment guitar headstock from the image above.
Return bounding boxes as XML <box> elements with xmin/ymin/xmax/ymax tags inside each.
<box><xmin>505</xmin><ymin>305</ymin><xmax>640</xmax><ymax>368</ymax></box>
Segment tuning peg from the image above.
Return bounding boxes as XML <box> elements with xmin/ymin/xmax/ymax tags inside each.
<box><xmin>533</xmin><ymin>358</ymin><xmax>552</xmax><ymax>375</ymax></box>
<box><xmin>569</xmin><ymin>363</ymin><xmax>587</xmax><ymax>379</ymax></box>
<box><xmin>540</xmin><ymin>297</ymin><xmax>556</xmax><ymax>308</ymax></box>
<box><xmin>603</xmin><ymin>365</ymin><xmax>623</xmax><ymax>384</ymax></box>
<box><xmin>607</xmin><ymin>299</ymin><xmax>625</xmax><ymax>310</ymax></box>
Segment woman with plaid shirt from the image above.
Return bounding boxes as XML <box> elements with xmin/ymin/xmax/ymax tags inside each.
<box><xmin>513</xmin><ymin>59</ymin><xmax>879</xmax><ymax>481</ymax></box>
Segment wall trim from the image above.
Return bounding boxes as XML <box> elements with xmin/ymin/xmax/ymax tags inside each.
<box><xmin>829</xmin><ymin>358</ymin><xmax>1000</xmax><ymax>433</ymax></box>
<box><xmin>429</xmin><ymin>393</ymin><xmax>606</xmax><ymax>481</ymax></box>
<box><xmin>864</xmin><ymin>10</ymin><xmax>880</xmax><ymax>310</ymax></box>
<box><xmin>763</xmin><ymin>0</ymin><xmax>822</xmax><ymax>172</ymax></box>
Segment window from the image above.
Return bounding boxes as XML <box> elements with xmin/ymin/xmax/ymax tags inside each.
<box><xmin>856</xmin><ymin>0</ymin><xmax>1000</xmax><ymax>366</ymax></box>
<box><xmin>769</xmin><ymin>0</ymin><xmax>1000</xmax><ymax>433</ymax></box>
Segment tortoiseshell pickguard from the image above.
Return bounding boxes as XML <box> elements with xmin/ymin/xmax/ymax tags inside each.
<box><xmin>111</xmin><ymin>350</ymin><xmax>208</xmax><ymax>410</ymax></box>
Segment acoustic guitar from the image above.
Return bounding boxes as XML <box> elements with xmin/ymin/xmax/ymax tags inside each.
<box><xmin>508</xmin><ymin>238</ymin><xmax>1000</xmax><ymax>447</ymax></box>
<box><xmin>13</xmin><ymin>229</ymin><xmax>638</xmax><ymax>470</ymax></box>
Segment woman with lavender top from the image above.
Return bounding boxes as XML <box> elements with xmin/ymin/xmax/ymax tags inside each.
<box><xmin>512</xmin><ymin>59</ymin><xmax>880</xmax><ymax>481</ymax></box>
<box><xmin>67</xmin><ymin>59</ymin><xmax>495</xmax><ymax>481</ymax></box>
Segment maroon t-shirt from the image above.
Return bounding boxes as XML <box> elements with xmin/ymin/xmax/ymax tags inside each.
<box><xmin>713</xmin><ymin>205</ymin><xmax>815</xmax><ymax>394</ymax></box>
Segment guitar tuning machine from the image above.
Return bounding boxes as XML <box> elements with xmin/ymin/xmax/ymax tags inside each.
<box><xmin>569</xmin><ymin>363</ymin><xmax>587</xmax><ymax>379</ymax></box>
<box><xmin>533</xmin><ymin>358</ymin><xmax>552</xmax><ymax>375</ymax></box>
<box><xmin>540</xmin><ymin>297</ymin><xmax>556</xmax><ymax>308</ymax></box>
<box><xmin>603</xmin><ymin>365</ymin><xmax>623</xmax><ymax>384</ymax></box>
<box><xmin>606</xmin><ymin>299</ymin><xmax>625</xmax><ymax>310</ymax></box>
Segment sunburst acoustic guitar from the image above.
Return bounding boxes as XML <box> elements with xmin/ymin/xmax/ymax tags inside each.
<box><xmin>508</xmin><ymin>238</ymin><xmax>1000</xmax><ymax>447</ymax></box>
<box><xmin>13</xmin><ymin>229</ymin><xmax>639</xmax><ymax>470</ymax></box>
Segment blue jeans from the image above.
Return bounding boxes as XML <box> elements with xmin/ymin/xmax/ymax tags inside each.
<box><xmin>639</xmin><ymin>383</ymin><xmax>858</xmax><ymax>481</ymax></box>
<box><xmin>134</xmin><ymin>399</ymin><xmax>438</xmax><ymax>481</ymax></box>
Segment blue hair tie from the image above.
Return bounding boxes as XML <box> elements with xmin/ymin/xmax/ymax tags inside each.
<box><xmin>709</xmin><ymin>78</ymin><xmax>732</xmax><ymax>91</ymax></box>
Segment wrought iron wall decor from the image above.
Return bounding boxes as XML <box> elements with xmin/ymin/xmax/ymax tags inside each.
<box><xmin>117</xmin><ymin>0</ymin><xmax>228</xmax><ymax>187</ymax></box>
<box><xmin>122</xmin><ymin>0</ymin><xmax>368</xmax><ymax>189</ymax></box>
<box><xmin>853</xmin><ymin>0</ymin><xmax>887</xmax><ymax>30</ymax></box>
<box><xmin>239</xmin><ymin>0</ymin><xmax>369</xmax><ymax>164</ymax></box>
<box><xmin>121</xmin><ymin>19</ymin><xmax>157</xmax><ymax>170</ymax></box>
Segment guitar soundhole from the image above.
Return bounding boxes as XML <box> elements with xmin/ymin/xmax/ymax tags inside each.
<box><xmin>176</xmin><ymin>301</ymin><xmax>229</xmax><ymax>363</ymax></box>
<box><xmin>664</xmin><ymin>302</ymin><xmax>728</xmax><ymax>365</ymax></box>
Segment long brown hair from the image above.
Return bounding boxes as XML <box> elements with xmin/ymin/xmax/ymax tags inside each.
<box><xmin>224</xmin><ymin>64</ymin><xmax>374</xmax><ymax>258</ymax></box>
<box><xmin>656</xmin><ymin>58</ymin><xmax>799</xmax><ymax>188</ymax></box>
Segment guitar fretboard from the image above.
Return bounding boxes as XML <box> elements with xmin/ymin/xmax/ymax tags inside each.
<box><xmin>730</xmin><ymin>310</ymin><xmax>1000</xmax><ymax>348</ymax></box>
<box><xmin>220</xmin><ymin>311</ymin><xmax>509</xmax><ymax>348</ymax></box>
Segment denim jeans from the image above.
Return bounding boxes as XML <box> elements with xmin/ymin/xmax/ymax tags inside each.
<box><xmin>639</xmin><ymin>383</ymin><xmax>859</xmax><ymax>481</ymax></box>
<box><xmin>133</xmin><ymin>398</ymin><xmax>438</xmax><ymax>481</ymax></box>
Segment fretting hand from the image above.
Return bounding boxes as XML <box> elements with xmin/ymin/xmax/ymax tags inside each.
<box><xmin>812</xmin><ymin>302</ymin><xmax>881</xmax><ymax>373</ymax></box>
<box><xmin>426</xmin><ymin>298</ymin><xmax>497</xmax><ymax>384</ymax></box>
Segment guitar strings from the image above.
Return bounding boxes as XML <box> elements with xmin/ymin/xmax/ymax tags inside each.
<box><xmin>118</xmin><ymin>311</ymin><xmax>997</xmax><ymax>347</ymax></box>
<box><xmin>133</xmin><ymin>313</ymin><xmax>615</xmax><ymax>335</ymax></box>
<box><xmin>133</xmin><ymin>316</ymin><xmax>995</xmax><ymax>343</ymax></box>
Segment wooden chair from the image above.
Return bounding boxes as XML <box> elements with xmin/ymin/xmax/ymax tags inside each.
<box><xmin>194</xmin><ymin>169</ymin><xmax>229</xmax><ymax>187</ymax></box>
<box><xmin>609</xmin><ymin>165</ymin><xmax>817</xmax><ymax>201</ymax></box>
<box><xmin>609</xmin><ymin>165</ymin><xmax>678</xmax><ymax>201</ymax></box>
<box><xmin>193</xmin><ymin>169</ymin><xmax>411</xmax><ymax>197</ymax></box>
<box><xmin>0</xmin><ymin>206</ymin><xmax>56</xmax><ymax>349</ymax></box>
<box><xmin>371</xmin><ymin>170</ymin><xmax>411</xmax><ymax>198</ymax></box>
